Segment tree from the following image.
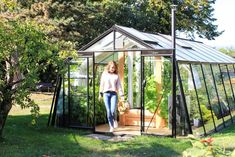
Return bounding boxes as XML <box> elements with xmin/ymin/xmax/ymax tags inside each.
<box><xmin>0</xmin><ymin>1</ymin><xmax>62</xmax><ymax>138</ymax></box>
<box><xmin>37</xmin><ymin>0</ymin><xmax>222</xmax><ymax>48</ymax></box>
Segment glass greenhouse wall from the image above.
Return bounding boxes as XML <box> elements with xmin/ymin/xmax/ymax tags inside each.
<box><xmin>48</xmin><ymin>25</ymin><xmax>235</xmax><ymax>137</ymax></box>
<box><xmin>177</xmin><ymin>63</ymin><xmax>235</xmax><ymax>136</ymax></box>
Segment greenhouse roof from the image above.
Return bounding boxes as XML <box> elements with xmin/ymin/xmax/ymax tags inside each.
<box><xmin>79</xmin><ymin>25</ymin><xmax>235</xmax><ymax>64</ymax></box>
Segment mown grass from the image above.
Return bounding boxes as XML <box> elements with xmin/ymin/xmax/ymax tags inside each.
<box><xmin>1</xmin><ymin>115</ymin><xmax>192</xmax><ymax>157</ymax></box>
<box><xmin>1</xmin><ymin>92</ymin><xmax>235</xmax><ymax>157</ymax></box>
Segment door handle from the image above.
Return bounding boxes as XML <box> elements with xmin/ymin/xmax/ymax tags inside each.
<box><xmin>89</xmin><ymin>79</ymin><xmax>92</xmax><ymax>87</ymax></box>
<box><xmin>142</xmin><ymin>79</ymin><xmax>146</xmax><ymax>87</ymax></box>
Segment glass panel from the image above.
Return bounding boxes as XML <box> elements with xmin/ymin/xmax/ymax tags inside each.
<box><xmin>115</xmin><ymin>32</ymin><xmax>146</xmax><ymax>49</ymax></box>
<box><xmin>55</xmin><ymin>73</ymin><xmax>69</xmax><ymax>127</ymax></box>
<box><xmin>212</xmin><ymin>65</ymin><xmax>232</xmax><ymax>127</ymax></box>
<box><xmin>227</xmin><ymin>65</ymin><xmax>235</xmax><ymax>116</ymax></box>
<box><xmin>180</xmin><ymin>40</ymin><xmax>224</xmax><ymax>63</ymax></box>
<box><xmin>192</xmin><ymin>64</ymin><xmax>216</xmax><ymax>134</ymax></box>
<box><xmin>124</xmin><ymin>51</ymin><xmax>141</xmax><ymax>109</ymax></box>
<box><xmin>55</xmin><ymin>58</ymin><xmax>94</xmax><ymax>128</ymax></box>
<box><xmin>179</xmin><ymin>63</ymin><xmax>204</xmax><ymax>136</ymax></box>
<box><xmin>68</xmin><ymin>58</ymin><xmax>94</xmax><ymax>127</ymax></box>
<box><xmin>86</xmin><ymin>32</ymin><xmax>114</xmax><ymax>51</ymax></box>
<box><xmin>203</xmin><ymin>65</ymin><xmax>224</xmax><ymax>130</ymax></box>
<box><xmin>221</xmin><ymin>65</ymin><xmax>235</xmax><ymax>122</ymax></box>
<box><xmin>143</xmin><ymin>57</ymin><xmax>172</xmax><ymax>136</ymax></box>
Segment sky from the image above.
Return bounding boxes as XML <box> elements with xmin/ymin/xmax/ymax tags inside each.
<box><xmin>197</xmin><ymin>0</ymin><xmax>235</xmax><ymax>49</ymax></box>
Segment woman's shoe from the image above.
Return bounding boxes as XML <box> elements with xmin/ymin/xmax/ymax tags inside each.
<box><xmin>109</xmin><ymin>127</ymin><xmax>114</xmax><ymax>132</ymax></box>
<box><xmin>114</xmin><ymin>120</ymin><xmax>118</xmax><ymax>128</ymax></box>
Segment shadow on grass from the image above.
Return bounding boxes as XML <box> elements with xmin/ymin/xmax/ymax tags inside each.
<box><xmin>0</xmin><ymin>114</ymin><xmax>190</xmax><ymax>157</ymax></box>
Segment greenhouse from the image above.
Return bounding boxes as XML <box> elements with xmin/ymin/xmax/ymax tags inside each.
<box><xmin>48</xmin><ymin>25</ymin><xmax>235</xmax><ymax>137</ymax></box>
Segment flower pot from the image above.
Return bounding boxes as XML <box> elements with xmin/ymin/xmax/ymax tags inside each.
<box><xmin>193</xmin><ymin>119</ymin><xmax>202</xmax><ymax>127</ymax></box>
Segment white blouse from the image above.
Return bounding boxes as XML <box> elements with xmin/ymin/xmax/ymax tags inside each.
<box><xmin>99</xmin><ymin>71</ymin><xmax>124</xmax><ymax>96</ymax></box>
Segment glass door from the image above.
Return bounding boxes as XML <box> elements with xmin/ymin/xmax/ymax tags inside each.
<box><xmin>65</xmin><ymin>55</ymin><xmax>94</xmax><ymax>129</ymax></box>
<box><xmin>141</xmin><ymin>52</ymin><xmax>172</xmax><ymax>136</ymax></box>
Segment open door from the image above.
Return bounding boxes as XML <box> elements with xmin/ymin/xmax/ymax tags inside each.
<box><xmin>66</xmin><ymin>55</ymin><xmax>94</xmax><ymax>128</ymax></box>
<box><xmin>52</xmin><ymin>53</ymin><xmax>95</xmax><ymax>129</ymax></box>
<box><xmin>140</xmin><ymin>51</ymin><xmax>172</xmax><ymax>136</ymax></box>
<box><xmin>94</xmin><ymin>51</ymin><xmax>142</xmax><ymax>135</ymax></box>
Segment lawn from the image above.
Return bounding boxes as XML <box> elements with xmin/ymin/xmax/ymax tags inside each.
<box><xmin>0</xmin><ymin>92</ymin><xmax>235</xmax><ymax>157</ymax></box>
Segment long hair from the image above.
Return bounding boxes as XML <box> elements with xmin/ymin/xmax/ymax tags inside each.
<box><xmin>105</xmin><ymin>61</ymin><xmax>118</xmax><ymax>74</ymax></box>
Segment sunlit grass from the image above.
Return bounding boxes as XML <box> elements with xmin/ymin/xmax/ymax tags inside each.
<box><xmin>9</xmin><ymin>92</ymin><xmax>53</xmax><ymax>116</ymax></box>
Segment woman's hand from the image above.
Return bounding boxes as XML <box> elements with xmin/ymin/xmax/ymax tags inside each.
<box><xmin>98</xmin><ymin>93</ymin><xmax>103</xmax><ymax>101</ymax></box>
<box><xmin>120</xmin><ymin>96</ymin><xmax>125</xmax><ymax>102</ymax></box>
<box><xmin>98</xmin><ymin>92</ymin><xmax>103</xmax><ymax>101</ymax></box>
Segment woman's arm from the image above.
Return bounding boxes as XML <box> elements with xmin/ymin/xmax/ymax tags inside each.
<box><xmin>116</xmin><ymin>75</ymin><xmax>124</xmax><ymax>98</ymax></box>
<box><xmin>99</xmin><ymin>72</ymin><xmax>105</xmax><ymax>96</ymax></box>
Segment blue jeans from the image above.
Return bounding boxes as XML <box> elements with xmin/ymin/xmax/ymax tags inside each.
<box><xmin>103</xmin><ymin>91</ymin><xmax>118</xmax><ymax>128</ymax></box>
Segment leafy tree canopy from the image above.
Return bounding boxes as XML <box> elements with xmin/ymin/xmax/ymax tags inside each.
<box><xmin>0</xmin><ymin>0</ymin><xmax>65</xmax><ymax>137</ymax></box>
<box><xmin>17</xmin><ymin>0</ymin><xmax>222</xmax><ymax>49</ymax></box>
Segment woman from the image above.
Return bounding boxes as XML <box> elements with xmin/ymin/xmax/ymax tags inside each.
<box><xmin>99</xmin><ymin>61</ymin><xmax>124</xmax><ymax>132</ymax></box>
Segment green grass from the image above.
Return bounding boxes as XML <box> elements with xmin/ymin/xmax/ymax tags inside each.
<box><xmin>1</xmin><ymin>93</ymin><xmax>235</xmax><ymax>157</ymax></box>
<box><xmin>1</xmin><ymin>115</ymin><xmax>191</xmax><ymax>157</ymax></box>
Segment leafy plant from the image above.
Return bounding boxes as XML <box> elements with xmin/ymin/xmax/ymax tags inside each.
<box><xmin>183</xmin><ymin>137</ymin><xmax>234</xmax><ymax>157</ymax></box>
<box><xmin>145</xmin><ymin>75</ymin><xmax>161</xmax><ymax>112</ymax></box>
<box><xmin>160</xmin><ymin>60</ymin><xmax>172</xmax><ymax>121</ymax></box>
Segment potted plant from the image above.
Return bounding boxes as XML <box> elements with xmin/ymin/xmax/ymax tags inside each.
<box><xmin>193</xmin><ymin>113</ymin><xmax>202</xmax><ymax>127</ymax></box>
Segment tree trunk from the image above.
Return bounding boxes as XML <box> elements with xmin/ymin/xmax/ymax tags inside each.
<box><xmin>0</xmin><ymin>101</ymin><xmax>12</xmax><ymax>138</ymax></box>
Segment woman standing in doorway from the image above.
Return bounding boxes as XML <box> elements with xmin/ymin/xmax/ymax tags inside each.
<box><xmin>99</xmin><ymin>61</ymin><xmax>124</xmax><ymax>132</ymax></box>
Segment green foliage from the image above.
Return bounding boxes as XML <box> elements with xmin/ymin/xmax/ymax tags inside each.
<box><xmin>160</xmin><ymin>60</ymin><xmax>172</xmax><ymax>120</ymax></box>
<box><xmin>144</xmin><ymin>59</ymin><xmax>171</xmax><ymax>121</ymax></box>
<box><xmin>0</xmin><ymin>1</ymin><xmax>65</xmax><ymax>135</ymax></box>
<box><xmin>201</xmin><ymin>105</ymin><xmax>214</xmax><ymax>123</ymax></box>
<box><xmin>219</xmin><ymin>47</ymin><xmax>235</xmax><ymax>57</ymax></box>
<box><xmin>183</xmin><ymin>137</ymin><xmax>233</xmax><ymax>157</ymax></box>
<box><xmin>144</xmin><ymin>75</ymin><xmax>160</xmax><ymax>112</ymax></box>
<box><xmin>0</xmin><ymin>19</ymin><xmax>59</xmax><ymax>113</ymax></box>
<box><xmin>16</xmin><ymin>0</ymin><xmax>222</xmax><ymax>49</ymax></box>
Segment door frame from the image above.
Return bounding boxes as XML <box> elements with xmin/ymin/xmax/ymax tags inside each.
<box><xmin>140</xmin><ymin>50</ymin><xmax>174</xmax><ymax>136</ymax></box>
<box><xmin>66</xmin><ymin>53</ymin><xmax>94</xmax><ymax>129</ymax></box>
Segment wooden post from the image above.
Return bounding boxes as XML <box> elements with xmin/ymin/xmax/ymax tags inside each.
<box><xmin>118</xmin><ymin>51</ymin><xmax>125</xmax><ymax>90</ymax></box>
<box><xmin>118</xmin><ymin>51</ymin><xmax>125</xmax><ymax>125</ymax></box>
<box><xmin>155</xmin><ymin>56</ymin><xmax>166</xmax><ymax>128</ymax></box>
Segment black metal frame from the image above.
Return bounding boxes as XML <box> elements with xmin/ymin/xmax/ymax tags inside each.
<box><xmin>62</xmin><ymin>56</ymin><xmax>95</xmax><ymax>129</ymax></box>
<box><xmin>140</xmin><ymin>52</ymin><xmax>175</xmax><ymax>137</ymax></box>
<box><xmin>67</xmin><ymin>61</ymin><xmax>71</xmax><ymax>125</ymax></box>
<box><xmin>86</xmin><ymin>57</ymin><xmax>90</xmax><ymax>125</ymax></box>
<box><xmin>189</xmin><ymin>64</ymin><xmax>206</xmax><ymax>135</ymax></box>
<box><xmin>62</xmin><ymin>74</ymin><xmax>65</xmax><ymax>127</ymax></box>
<box><xmin>140</xmin><ymin>53</ymin><xmax>145</xmax><ymax>133</ymax></box>
<box><xmin>48</xmin><ymin>75</ymin><xmax>62</xmax><ymax>126</ymax></box>
<box><xmin>171</xmin><ymin>4</ymin><xmax>177</xmax><ymax>138</ymax></box>
<box><xmin>176</xmin><ymin>62</ymin><xmax>192</xmax><ymax>134</ymax></box>
<box><xmin>92</xmin><ymin>53</ymin><xmax>96</xmax><ymax>132</ymax></box>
